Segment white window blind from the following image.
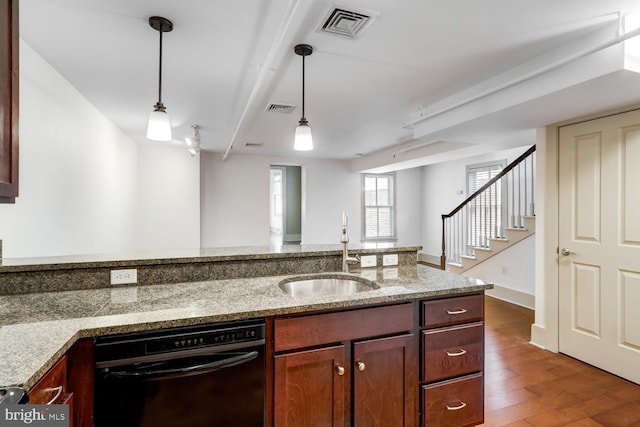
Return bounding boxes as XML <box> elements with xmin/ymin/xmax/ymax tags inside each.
<box><xmin>363</xmin><ymin>174</ymin><xmax>395</xmax><ymax>240</ymax></box>
<box><xmin>466</xmin><ymin>161</ymin><xmax>505</xmax><ymax>247</ymax></box>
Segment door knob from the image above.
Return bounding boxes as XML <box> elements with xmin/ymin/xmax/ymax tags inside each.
<box><xmin>356</xmin><ymin>361</ymin><xmax>366</xmax><ymax>372</ymax></box>
<box><xmin>336</xmin><ymin>365</ymin><xmax>345</xmax><ymax>376</ymax></box>
<box><xmin>560</xmin><ymin>248</ymin><xmax>572</xmax><ymax>256</ymax></box>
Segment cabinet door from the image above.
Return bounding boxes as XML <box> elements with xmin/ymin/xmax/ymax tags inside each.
<box><xmin>274</xmin><ymin>345</ymin><xmax>346</xmax><ymax>427</ymax></box>
<box><xmin>28</xmin><ymin>355</ymin><xmax>68</xmax><ymax>404</ymax></box>
<box><xmin>353</xmin><ymin>334</ymin><xmax>417</xmax><ymax>427</ymax></box>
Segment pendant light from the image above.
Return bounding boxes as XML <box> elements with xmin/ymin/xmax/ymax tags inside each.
<box><xmin>294</xmin><ymin>44</ymin><xmax>313</xmax><ymax>151</ymax></box>
<box><xmin>146</xmin><ymin>16</ymin><xmax>173</xmax><ymax>142</ymax></box>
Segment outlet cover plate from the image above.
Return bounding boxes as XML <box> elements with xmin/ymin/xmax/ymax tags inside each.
<box><xmin>382</xmin><ymin>254</ymin><xmax>398</xmax><ymax>266</ymax></box>
<box><xmin>110</xmin><ymin>268</ymin><xmax>138</xmax><ymax>285</ymax></box>
<box><xmin>360</xmin><ymin>255</ymin><xmax>377</xmax><ymax>268</ymax></box>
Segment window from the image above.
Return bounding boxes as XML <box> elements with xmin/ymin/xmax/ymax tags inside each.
<box><xmin>466</xmin><ymin>160</ymin><xmax>506</xmax><ymax>247</ymax></box>
<box><xmin>362</xmin><ymin>173</ymin><xmax>396</xmax><ymax>240</ymax></box>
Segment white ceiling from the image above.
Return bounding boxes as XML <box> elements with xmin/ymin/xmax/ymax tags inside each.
<box><xmin>19</xmin><ymin>0</ymin><xmax>640</xmax><ymax>168</ymax></box>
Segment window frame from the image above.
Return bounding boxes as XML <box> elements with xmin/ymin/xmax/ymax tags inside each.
<box><xmin>361</xmin><ymin>172</ymin><xmax>397</xmax><ymax>242</ymax></box>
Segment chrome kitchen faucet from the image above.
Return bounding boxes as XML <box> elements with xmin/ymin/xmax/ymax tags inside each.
<box><xmin>340</xmin><ymin>211</ymin><xmax>360</xmax><ymax>272</ymax></box>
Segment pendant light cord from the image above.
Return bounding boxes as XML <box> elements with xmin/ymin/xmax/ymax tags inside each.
<box><xmin>301</xmin><ymin>54</ymin><xmax>305</xmax><ymax>120</ymax></box>
<box><xmin>157</xmin><ymin>28</ymin><xmax>163</xmax><ymax>105</ymax></box>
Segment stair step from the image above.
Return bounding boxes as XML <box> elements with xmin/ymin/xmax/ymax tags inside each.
<box><xmin>471</xmin><ymin>246</ymin><xmax>492</xmax><ymax>252</ymax></box>
<box><xmin>460</xmin><ymin>255</ymin><xmax>477</xmax><ymax>260</ymax></box>
<box><xmin>505</xmin><ymin>227</ymin><xmax>528</xmax><ymax>232</ymax></box>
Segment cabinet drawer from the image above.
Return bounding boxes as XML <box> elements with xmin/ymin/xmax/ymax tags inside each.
<box><xmin>275</xmin><ymin>303</ymin><xmax>414</xmax><ymax>352</ymax></box>
<box><xmin>29</xmin><ymin>355</ymin><xmax>68</xmax><ymax>405</ymax></box>
<box><xmin>422</xmin><ymin>373</ymin><xmax>483</xmax><ymax>427</ymax></box>
<box><xmin>422</xmin><ymin>322</ymin><xmax>483</xmax><ymax>383</ymax></box>
<box><xmin>422</xmin><ymin>295</ymin><xmax>483</xmax><ymax>328</ymax></box>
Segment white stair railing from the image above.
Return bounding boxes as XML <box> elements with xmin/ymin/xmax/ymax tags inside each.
<box><xmin>441</xmin><ymin>146</ymin><xmax>536</xmax><ymax>269</ymax></box>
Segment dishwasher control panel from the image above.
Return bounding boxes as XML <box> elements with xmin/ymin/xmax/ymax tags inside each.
<box><xmin>95</xmin><ymin>319</ymin><xmax>266</xmax><ymax>364</ymax></box>
<box><xmin>146</xmin><ymin>324</ymin><xmax>264</xmax><ymax>354</ymax></box>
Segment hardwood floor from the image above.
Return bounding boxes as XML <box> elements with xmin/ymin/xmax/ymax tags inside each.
<box><xmin>481</xmin><ymin>296</ymin><xmax>640</xmax><ymax>427</ymax></box>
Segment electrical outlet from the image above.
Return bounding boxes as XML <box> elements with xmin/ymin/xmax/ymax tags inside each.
<box><xmin>382</xmin><ymin>254</ymin><xmax>398</xmax><ymax>266</ymax></box>
<box><xmin>360</xmin><ymin>255</ymin><xmax>377</xmax><ymax>268</ymax></box>
<box><xmin>110</xmin><ymin>268</ymin><xmax>138</xmax><ymax>285</ymax></box>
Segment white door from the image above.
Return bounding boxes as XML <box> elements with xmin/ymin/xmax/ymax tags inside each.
<box><xmin>558</xmin><ymin>109</ymin><xmax>640</xmax><ymax>384</ymax></box>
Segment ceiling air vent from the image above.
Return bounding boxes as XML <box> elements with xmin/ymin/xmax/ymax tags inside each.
<box><xmin>318</xmin><ymin>6</ymin><xmax>378</xmax><ymax>40</ymax></box>
<box><xmin>265</xmin><ymin>102</ymin><xmax>296</xmax><ymax>114</ymax></box>
<box><xmin>245</xmin><ymin>142</ymin><xmax>264</xmax><ymax>148</ymax></box>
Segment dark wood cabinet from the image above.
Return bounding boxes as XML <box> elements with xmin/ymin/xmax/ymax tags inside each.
<box><xmin>66</xmin><ymin>338</ymin><xmax>95</xmax><ymax>427</ymax></box>
<box><xmin>273</xmin><ymin>302</ymin><xmax>417</xmax><ymax>426</ymax></box>
<box><xmin>422</xmin><ymin>322</ymin><xmax>483</xmax><ymax>383</ymax></box>
<box><xmin>420</xmin><ymin>294</ymin><xmax>484</xmax><ymax>427</ymax></box>
<box><xmin>27</xmin><ymin>338</ymin><xmax>94</xmax><ymax>427</ymax></box>
<box><xmin>0</xmin><ymin>0</ymin><xmax>19</xmax><ymax>203</ymax></box>
<box><xmin>28</xmin><ymin>355</ymin><xmax>69</xmax><ymax>405</ymax></box>
<box><xmin>274</xmin><ymin>345</ymin><xmax>347</xmax><ymax>426</ymax></box>
<box><xmin>353</xmin><ymin>333</ymin><xmax>417</xmax><ymax>427</ymax></box>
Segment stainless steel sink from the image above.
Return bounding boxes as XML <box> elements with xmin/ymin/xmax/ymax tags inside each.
<box><xmin>278</xmin><ymin>276</ymin><xmax>378</xmax><ymax>297</ymax></box>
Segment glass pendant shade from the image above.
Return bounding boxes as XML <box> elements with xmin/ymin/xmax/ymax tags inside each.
<box><xmin>146</xmin><ymin>105</ymin><xmax>172</xmax><ymax>141</ymax></box>
<box><xmin>294</xmin><ymin>120</ymin><xmax>313</xmax><ymax>151</ymax></box>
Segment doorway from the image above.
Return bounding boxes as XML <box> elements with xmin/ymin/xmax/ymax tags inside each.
<box><xmin>558</xmin><ymin>109</ymin><xmax>640</xmax><ymax>384</ymax></box>
<box><xmin>270</xmin><ymin>165</ymin><xmax>302</xmax><ymax>247</ymax></box>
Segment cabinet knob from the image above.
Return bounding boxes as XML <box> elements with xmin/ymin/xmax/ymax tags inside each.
<box><xmin>356</xmin><ymin>361</ymin><xmax>366</xmax><ymax>372</ymax></box>
<box><xmin>336</xmin><ymin>365</ymin><xmax>345</xmax><ymax>376</ymax></box>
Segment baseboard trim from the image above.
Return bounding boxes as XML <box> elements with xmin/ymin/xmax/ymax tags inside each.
<box><xmin>485</xmin><ymin>284</ymin><xmax>535</xmax><ymax>310</ymax></box>
<box><xmin>418</xmin><ymin>261</ymin><xmax>443</xmax><ymax>270</ymax></box>
<box><xmin>418</xmin><ymin>252</ymin><xmax>440</xmax><ymax>265</ymax></box>
<box><xmin>530</xmin><ymin>323</ymin><xmax>554</xmax><ymax>352</ymax></box>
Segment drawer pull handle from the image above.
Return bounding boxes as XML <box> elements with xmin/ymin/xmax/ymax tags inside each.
<box><xmin>446</xmin><ymin>308</ymin><xmax>467</xmax><ymax>315</ymax></box>
<box><xmin>446</xmin><ymin>349</ymin><xmax>467</xmax><ymax>357</ymax></box>
<box><xmin>356</xmin><ymin>361</ymin><xmax>366</xmax><ymax>372</ymax></box>
<box><xmin>336</xmin><ymin>365</ymin><xmax>345</xmax><ymax>376</ymax></box>
<box><xmin>45</xmin><ymin>386</ymin><xmax>64</xmax><ymax>405</ymax></box>
<box><xmin>446</xmin><ymin>401</ymin><xmax>467</xmax><ymax>411</ymax></box>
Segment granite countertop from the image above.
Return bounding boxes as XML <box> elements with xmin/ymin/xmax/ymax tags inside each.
<box><xmin>0</xmin><ymin>264</ymin><xmax>491</xmax><ymax>390</ymax></box>
<box><xmin>0</xmin><ymin>244</ymin><xmax>421</xmax><ymax>272</ymax></box>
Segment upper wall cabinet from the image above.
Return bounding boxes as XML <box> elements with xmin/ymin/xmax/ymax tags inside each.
<box><xmin>0</xmin><ymin>0</ymin><xmax>18</xmax><ymax>203</ymax></box>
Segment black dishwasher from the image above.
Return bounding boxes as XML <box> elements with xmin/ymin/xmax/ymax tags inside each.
<box><xmin>94</xmin><ymin>319</ymin><xmax>265</xmax><ymax>427</ymax></box>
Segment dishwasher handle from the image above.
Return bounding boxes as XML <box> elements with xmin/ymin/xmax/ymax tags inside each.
<box><xmin>102</xmin><ymin>351</ymin><xmax>259</xmax><ymax>381</ymax></box>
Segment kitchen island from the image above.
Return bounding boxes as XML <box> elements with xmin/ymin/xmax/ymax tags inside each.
<box><xmin>0</xmin><ymin>245</ymin><xmax>491</xmax><ymax>426</ymax></box>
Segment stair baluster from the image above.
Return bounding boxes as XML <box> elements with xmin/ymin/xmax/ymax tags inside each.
<box><xmin>440</xmin><ymin>145</ymin><xmax>536</xmax><ymax>271</ymax></box>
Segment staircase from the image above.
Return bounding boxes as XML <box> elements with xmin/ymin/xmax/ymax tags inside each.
<box><xmin>441</xmin><ymin>146</ymin><xmax>536</xmax><ymax>273</ymax></box>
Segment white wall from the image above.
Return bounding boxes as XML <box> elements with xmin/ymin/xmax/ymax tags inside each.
<box><xmin>200</xmin><ymin>153</ymin><xmax>423</xmax><ymax>247</ymax></box>
<box><xmin>420</xmin><ymin>145</ymin><xmax>532</xmax><ymax>258</ymax></box>
<box><xmin>464</xmin><ymin>235</ymin><xmax>535</xmax><ymax>308</ymax></box>
<box><xmin>0</xmin><ymin>41</ymin><xmax>138</xmax><ymax>258</ymax></box>
<box><xmin>136</xmin><ymin>144</ymin><xmax>201</xmax><ymax>250</ymax></box>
